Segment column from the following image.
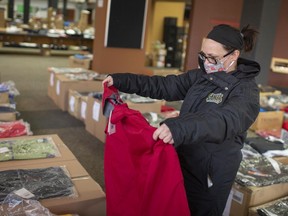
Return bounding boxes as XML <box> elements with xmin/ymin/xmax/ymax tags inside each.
<box><xmin>240</xmin><ymin>0</ymin><xmax>281</xmax><ymax>85</ymax></box>
<box><xmin>23</xmin><ymin>0</ymin><xmax>30</xmax><ymax>24</ymax></box>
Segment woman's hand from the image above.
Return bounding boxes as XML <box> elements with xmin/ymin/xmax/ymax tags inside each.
<box><xmin>102</xmin><ymin>75</ymin><xmax>114</xmax><ymax>87</ymax></box>
<box><xmin>153</xmin><ymin>123</ymin><xmax>174</xmax><ymax>145</ymax></box>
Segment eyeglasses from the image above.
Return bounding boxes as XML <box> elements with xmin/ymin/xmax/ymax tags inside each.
<box><xmin>198</xmin><ymin>50</ymin><xmax>235</xmax><ymax>65</ymax></box>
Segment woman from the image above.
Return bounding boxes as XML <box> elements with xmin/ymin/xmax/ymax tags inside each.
<box><xmin>103</xmin><ymin>24</ymin><xmax>260</xmax><ymax>215</ymax></box>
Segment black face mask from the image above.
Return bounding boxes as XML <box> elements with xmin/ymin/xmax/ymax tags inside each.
<box><xmin>198</xmin><ymin>56</ymin><xmax>206</xmax><ymax>72</ymax></box>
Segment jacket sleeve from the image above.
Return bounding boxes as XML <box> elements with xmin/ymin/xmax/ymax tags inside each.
<box><xmin>163</xmin><ymin>81</ymin><xmax>260</xmax><ymax>146</ymax></box>
<box><xmin>111</xmin><ymin>71</ymin><xmax>200</xmax><ymax>101</ymax></box>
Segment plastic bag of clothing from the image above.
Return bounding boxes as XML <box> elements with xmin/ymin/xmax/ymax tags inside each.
<box><xmin>0</xmin><ymin>191</ymin><xmax>57</xmax><ymax>216</ymax></box>
<box><xmin>0</xmin><ymin>166</ymin><xmax>75</xmax><ymax>202</ymax></box>
<box><xmin>236</xmin><ymin>156</ymin><xmax>288</xmax><ymax>186</ymax></box>
<box><xmin>0</xmin><ymin>137</ymin><xmax>60</xmax><ymax>161</ymax></box>
<box><xmin>256</xmin><ymin>196</ymin><xmax>288</xmax><ymax>216</ymax></box>
<box><xmin>0</xmin><ymin>120</ymin><xmax>32</xmax><ymax>138</ymax></box>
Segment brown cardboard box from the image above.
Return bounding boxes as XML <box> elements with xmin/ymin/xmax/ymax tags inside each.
<box><xmin>248</xmin><ymin>196</ymin><xmax>288</xmax><ymax>216</ymax></box>
<box><xmin>41</xmin><ymin>177</ymin><xmax>106</xmax><ymax>216</ymax></box>
<box><xmin>250</xmin><ymin>111</ymin><xmax>284</xmax><ymax>131</ymax></box>
<box><xmin>68</xmin><ymin>89</ymin><xmax>81</xmax><ymax>119</ymax></box>
<box><xmin>273</xmin><ymin>156</ymin><xmax>288</xmax><ymax>165</ymax></box>
<box><xmin>0</xmin><ymin>134</ymin><xmax>76</xmax><ymax>168</ymax></box>
<box><xmin>0</xmin><ymin>112</ymin><xmax>17</xmax><ymax>121</ymax></box>
<box><xmin>126</xmin><ymin>100</ymin><xmax>164</xmax><ymax>114</ymax></box>
<box><xmin>68</xmin><ymin>90</ymin><xmax>90</xmax><ymax>121</ymax></box>
<box><xmin>55</xmin><ymin>74</ymin><xmax>102</xmax><ymax>111</ymax></box>
<box><xmin>0</xmin><ymin>92</ymin><xmax>9</xmax><ymax>104</ymax></box>
<box><xmin>229</xmin><ymin>182</ymin><xmax>288</xmax><ymax>216</ymax></box>
<box><xmin>69</xmin><ymin>56</ymin><xmax>92</xmax><ymax>70</ymax></box>
<box><xmin>85</xmin><ymin>95</ymin><xmax>107</xmax><ymax>143</ymax></box>
<box><xmin>47</xmin><ymin>67</ymin><xmax>96</xmax><ymax>104</ymax></box>
<box><xmin>259</xmin><ymin>90</ymin><xmax>282</xmax><ymax>97</ymax></box>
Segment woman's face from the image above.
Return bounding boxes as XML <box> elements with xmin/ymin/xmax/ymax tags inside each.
<box><xmin>200</xmin><ymin>38</ymin><xmax>237</xmax><ymax>72</ymax></box>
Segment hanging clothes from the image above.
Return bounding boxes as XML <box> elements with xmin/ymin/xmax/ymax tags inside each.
<box><xmin>103</xmin><ymin>85</ymin><xmax>190</xmax><ymax>216</ymax></box>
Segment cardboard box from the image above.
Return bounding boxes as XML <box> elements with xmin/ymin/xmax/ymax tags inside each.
<box><xmin>126</xmin><ymin>100</ymin><xmax>164</xmax><ymax>114</ymax></box>
<box><xmin>41</xmin><ymin>177</ymin><xmax>106</xmax><ymax>216</ymax></box>
<box><xmin>85</xmin><ymin>95</ymin><xmax>107</xmax><ymax>143</ymax></box>
<box><xmin>0</xmin><ymin>92</ymin><xmax>9</xmax><ymax>104</ymax></box>
<box><xmin>0</xmin><ymin>134</ymin><xmax>76</xmax><ymax>168</ymax></box>
<box><xmin>229</xmin><ymin>182</ymin><xmax>288</xmax><ymax>216</ymax></box>
<box><xmin>68</xmin><ymin>90</ymin><xmax>90</xmax><ymax>121</ymax></box>
<box><xmin>69</xmin><ymin>56</ymin><xmax>92</xmax><ymax>70</ymax></box>
<box><xmin>250</xmin><ymin>111</ymin><xmax>284</xmax><ymax>131</ymax></box>
<box><xmin>47</xmin><ymin>67</ymin><xmax>95</xmax><ymax>104</ymax></box>
<box><xmin>259</xmin><ymin>90</ymin><xmax>282</xmax><ymax>97</ymax></box>
<box><xmin>55</xmin><ymin>74</ymin><xmax>102</xmax><ymax>111</ymax></box>
<box><xmin>0</xmin><ymin>112</ymin><xmax>17</xmax><ymax>121</ymax></box>
<box><xmin>248</xmin><ymin>196</ymin><xmax>288</xmax><ymax>216</ymax></box>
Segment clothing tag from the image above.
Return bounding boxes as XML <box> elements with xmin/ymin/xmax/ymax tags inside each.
<box><xmin>81</xmin><ymin>101</ymin><xmax>87</xmax><ymax>119</ymax></box>
<box><xmin>14</xmin><ymin>188</ymin><xmax>35</xmax><ymax>199</ymax></box>
<box><xmin>149</xmin><ymin>112</ymin><xmax>158</xmax><ymax>122</ymax></box>
<box><xmin>50</xmin><ymin>73</ymin><xmax>54</xmax><ymax>86</ymax></box>
<box><xmin>107</xmin><ymin>110</ymin><xmax>116</xmax><ymax>135</ymax></box>
<box><xmin>92</xmin><ymin>101</ymin><xmax>100</xmax><ymax>122</ymax></box>
<box><xmin>266</xmin><ymin>157</ymin><xmax>281</xmax><ymax>174</ymax></box>
<box><xmin>69</xmin><ymin>96</ymin><xmax>75</xmax><ymax>112</ymax></box>
<box><xmin>56</xmin><ymin>80</ymin><xmax>60</xmax><ymax>95</ymax></box>
<box><xmin>207</xmin><ymin>175</ymin><xmax>213</xmax><ymax>188</ymax></box>
<box><xmin>0</xmin><ymin>147</ymin><xmax>10</xmax><ymax>153</ymax></box>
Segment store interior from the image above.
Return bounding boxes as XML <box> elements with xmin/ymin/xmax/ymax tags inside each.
<box><xmin>0</xmin><ymin>0</ymin><xmax>288</xmax><ymax>216</ymax></box>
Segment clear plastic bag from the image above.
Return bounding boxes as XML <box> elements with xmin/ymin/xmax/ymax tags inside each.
<box><xmin>257</xmin><ymin>196</ymin><xmax>288</xmax><ymax>216</ymax></box>
<box><xmin>0</xmin><ymin>191</ymin><xmax>57</xmax><ymax>216</ymax></box>
<box><xmin>0</xmin><ymin>166</ymin><xmax>76</xmax><ymax>202</ymax></box>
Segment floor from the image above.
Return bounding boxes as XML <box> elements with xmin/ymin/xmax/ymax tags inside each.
<box><xmin>0</xmin><ymin>53</ymin><xmax>105</xmax><ymax>190</ymax></box>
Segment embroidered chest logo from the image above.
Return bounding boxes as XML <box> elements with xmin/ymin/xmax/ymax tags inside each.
<box><xmin>206</xmin><ymin>93</ymin><xmax>223</xmax><ymax>104</ymax></box>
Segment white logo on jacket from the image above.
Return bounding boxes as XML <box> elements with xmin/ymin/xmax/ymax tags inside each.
<box><xmin>206</xmin><ymin>93</ymin><xmax>223</xmax><ymax>104</ymax></box>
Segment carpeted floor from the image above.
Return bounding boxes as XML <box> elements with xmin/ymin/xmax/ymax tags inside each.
<box><xmin>0</xmin><ymin>53</ymin><xmax>105</xmax><ymax>190</ymax></box>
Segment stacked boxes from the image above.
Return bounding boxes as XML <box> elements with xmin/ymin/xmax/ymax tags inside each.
<box><xmin>229</xmin><ymin>182</ymin><xmax>288</xmax><ymax>216</ymax></box>
<box><xmin>0</xmin><ymin>134</ymin><xmax>106</xmax><ymax>215</ymax></box>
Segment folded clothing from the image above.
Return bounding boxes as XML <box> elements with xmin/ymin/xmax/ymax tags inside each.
<box><xmin>0</xmin><ymin>120</ymin><xmax>31</xmax><ymax>138</ymax></box>
<box><xmin>245</xmin><ymin>137</ymin><xmax>284</xmax><ymax>154</ymax></box>
<box><xmin>0</xmin><ymin>167</ymin><xmax>74</xmax><ymax>202</ymax></box>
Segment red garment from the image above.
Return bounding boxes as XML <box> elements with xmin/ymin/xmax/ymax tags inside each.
<box><xmin>283</xmin><ymin>120</ymin><xmax>288</xmax><ymax>131</ymax></box>
<box><xmin>0</xmin><ymin>120</ymin><xmax>29</xmax><ymax>138</ymax></box>
<box><xmin>103</xmin><ymin>86</ymin><xmax>190</xmax><ymax>216</ymax></box>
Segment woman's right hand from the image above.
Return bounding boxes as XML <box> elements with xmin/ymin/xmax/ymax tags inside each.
<box><xmin>102</xmin><ymin>75</ymin><xmax>114</xmax><ymax>87</ymax></box>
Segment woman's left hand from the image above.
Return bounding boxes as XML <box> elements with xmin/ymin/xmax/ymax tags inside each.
<box><xmin>153</xmin><ymin>123</ymin><xmax>174</xmax><ymax>145</ymax></box>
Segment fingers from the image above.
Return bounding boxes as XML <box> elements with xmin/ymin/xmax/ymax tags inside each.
<box><xmin>153</xmin><ymin>124</ymin><xmax>174</xmax><ymax>145</ymax></box>
<box><xmin>102</xmin><ymin>76</ymin><xmax>113</xmax><ymax>87</ymax></box>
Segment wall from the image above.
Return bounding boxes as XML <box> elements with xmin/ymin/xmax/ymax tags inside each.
<box><xmin>147</xmin><ymin>1</ymin><xmax>185</xmax><ymax>54</ymax></box>
<box><xmin>92</xmin><ymin>0</ymin><xmax>152</xmax><ymax>75</ymax></box>
<box><xmin>185</xmin><ymin>0</ymin><xmax>243</xmax><ymax>70</ymax></box>
<box><xmin>268</xmin><ymin>0</ymin><xmax>288</xmax><ymax>88</ymax></box>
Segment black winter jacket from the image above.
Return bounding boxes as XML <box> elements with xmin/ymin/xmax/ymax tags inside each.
<box><xmin>111</xmin><ymin>58</ymin><xmax>260</xmax><ymax>190</ymax></box>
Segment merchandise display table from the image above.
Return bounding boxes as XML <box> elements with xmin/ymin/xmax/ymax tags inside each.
<box><xmin>0</xmin><ymin>30</ymin><xmax>93</xmax><ymax>52</ymax></box>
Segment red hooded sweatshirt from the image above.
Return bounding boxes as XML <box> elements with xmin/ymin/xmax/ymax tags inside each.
<box><xmin>103</xmin><ymin>86</ymin><xmax>190</xmax><ymax>216</ymax></box>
